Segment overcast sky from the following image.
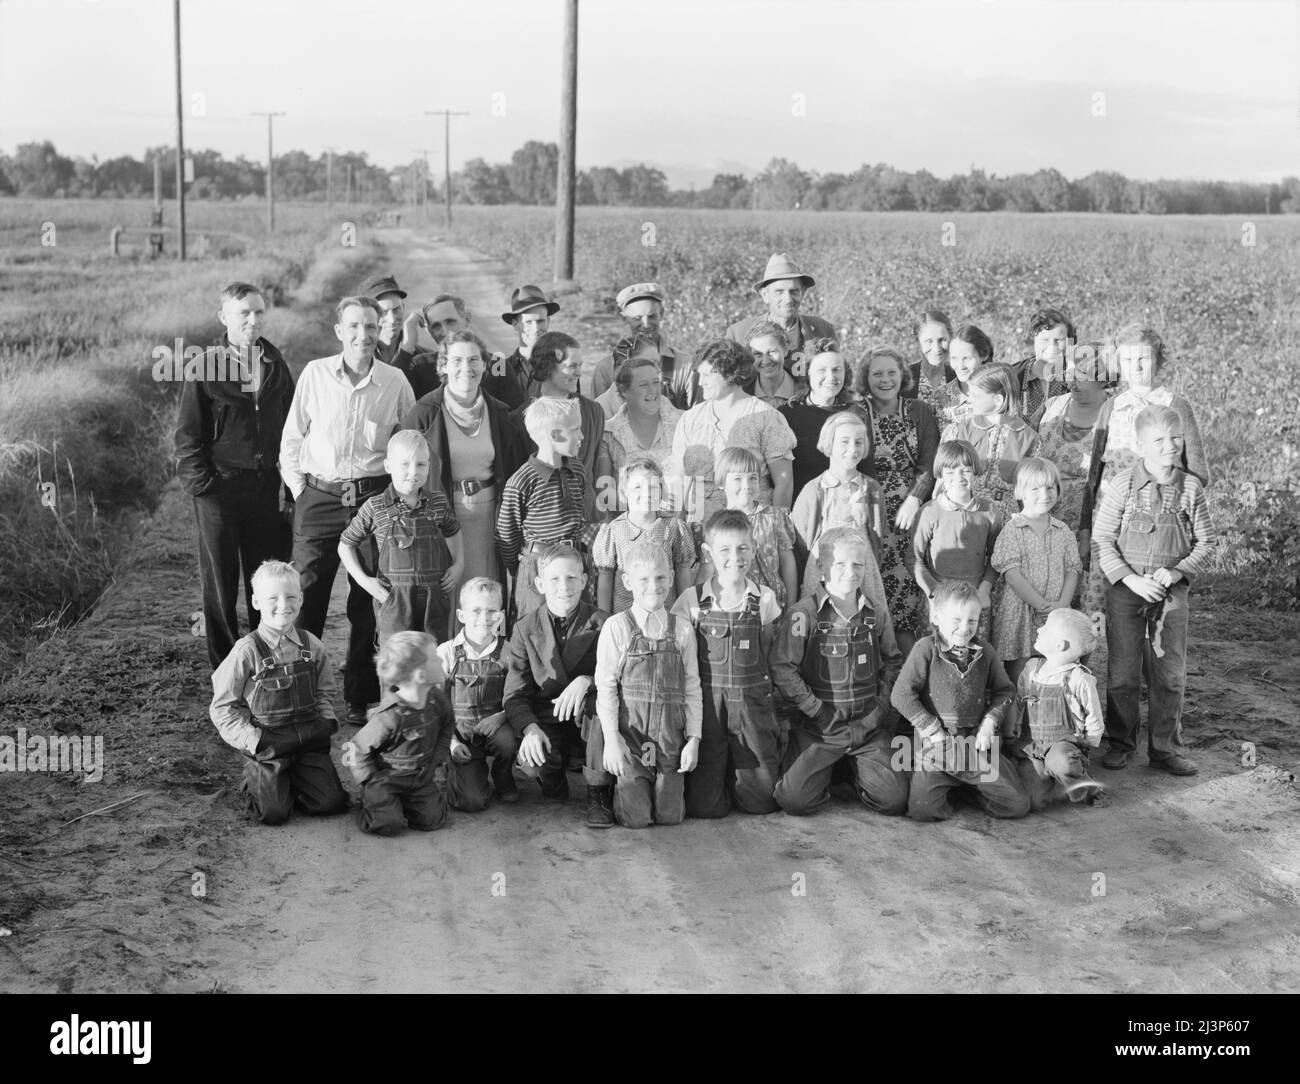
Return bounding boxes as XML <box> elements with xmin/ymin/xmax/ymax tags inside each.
<box><xmin>0</xmin><ymin>0</ymin><xmax>1296</xmax><ymax>185</ymax></box>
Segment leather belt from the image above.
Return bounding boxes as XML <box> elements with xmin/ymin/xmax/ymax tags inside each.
<box><xmin>304</xmin><ymin>473</ymin><xmax>390</xmax><ymax>499</ymax></box>
<box><xmin>452</xmin><ymin>478</ymin><xmax>494</xmax><ymax>496</ymax></box>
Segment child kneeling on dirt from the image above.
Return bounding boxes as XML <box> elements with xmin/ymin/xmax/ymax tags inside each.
<box><xmin>892</xmin><ymin>579</ymin><xmax>1029</xmax><ymax>822</ymax></box>
<box><xmin>502</xmin><ymin>542</ymin><xmax>614</xmax><ymax>826</ymax></box>
<box><xmin>209</xmin><ymin>560</ymin><xmax>348</xmax><ymax>826</ymax></box>
<box><xmin>771</xmin><ymin>526</ymin><xmax>909</xmax><ymax>817</ymax></box>
<box><xmin>595</xmin><ymin>542</ymin><xmax>702</xmax><ymax>827</ymax></box>
<box><xmin>437</xmin><ymin>577</ymin><xmax>520</xmax><ymax>810</ymax></box>
<box><xmin>1010</xmin><ymin>608</ymin><xmax>1106</xmax><ymax>809</ymax></box>
<box><xmin>344</xmin><ymin>631</ymin><xmax>454</xmax><ymax>836</ymax></box>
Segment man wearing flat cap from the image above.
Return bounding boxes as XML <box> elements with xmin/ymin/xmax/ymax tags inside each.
<box><xmin>587</xmin><ymin>282</ymin><xmax>699</xmax><ymax>416</ymax></box>
<box><xmin>482</xmin><ymin>284</ymin><xmax>560</xmax><ymax>410</ymax></box>
<box><xmin>725</xmin><ymin>253</ymin><xmax>838</xmax><ymax>379</ymax></box>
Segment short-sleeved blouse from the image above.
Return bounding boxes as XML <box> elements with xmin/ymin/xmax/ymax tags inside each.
<box><xmin>671</xmin><ymin>394</ymin><xmax>797</xmax><ymax>523</ymax></box>
<box><xmin>602</xmin><ymin>400</ymin><xmax>681</xmax><ymax>478</ymax></box>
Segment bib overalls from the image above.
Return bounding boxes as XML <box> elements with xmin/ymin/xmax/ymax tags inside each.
<box><xmin>445</xmin><ymin>639</ymin><xmax>520</xmax><ymax>811</ymax></box>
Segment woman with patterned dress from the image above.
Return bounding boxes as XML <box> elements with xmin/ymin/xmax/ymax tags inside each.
<box><xmin>1034</xmin><ymin>340</ymin><xmax>1113</xmax><ymax>537</ymax></box>
<box><xmin>854</xmin><ymin>347</ymin><xmax>940</xmax><ymax>654</ymax></box>
<box><xmin>593</xmin><ymin>353</ymin><xmax>682</xmax><ymax>514</ymax></box>
<box><xmin>929</xmin><ymin>323</ymin><xmax>996</xmax><ymax>430</ymax></box>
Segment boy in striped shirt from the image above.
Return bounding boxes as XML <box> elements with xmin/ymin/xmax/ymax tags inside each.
<box><xmin>1092</xmin><ymin>405</ymin><xmax>1216</xmax><ymax>776</ymax></box>
<box><xmin>496</xmin><ymin>397</ymin><xmax>593</xmax><ymax>623</ymax></box>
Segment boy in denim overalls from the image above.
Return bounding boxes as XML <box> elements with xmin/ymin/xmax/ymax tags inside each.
<box><xmin>771</xmin><ymin>526</ymin><xmax>910</xmax><ymax>817</ymax></box>
<box><xmin>344</xmin><ymin>631</ymin><xmax>454</xmax><ymax>835</ymax></box>
<box><xmin>209</xmin><ymin>561</ymin><xmax>348</xmax><ymax>825</ymax></box>
<box><xmin>339</xmin><ymin>430</ymin><xmax>464</xmax><ymax>645</ymax></box>
<box><xmin>595</xmin><ymin>542</ymin><xmax>702</xmax><ymax>827</ymax></box>
<box><xmin>672</xmin><ymin>508</ymin><xmax>784</xmax><ymax>817</ymax></box>
<box><xmin>893</xmin><ymin>579</ymin><xmax>1029</xmax><ymax>821</ymax></box>
<box><xmin>1092</xmin><ymin>405</ymin><xmax>1216</xmax><ymax>775</ymax></box>
<box><xmin>438</xmin><ymin>577</ymin><xmax>521</xmax><ymax>809</ymax></box>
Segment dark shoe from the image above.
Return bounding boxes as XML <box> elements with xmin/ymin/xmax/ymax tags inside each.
<box><xmin>539</xmin><ymin>778</ymin><xmax>570</xmax><ymax>802</ymax></box>
<box><xmin>346</xmin><ymin>702</ymin><xmax>369</xmax><ymax>727</ymax></box>
<box><xmin>1086</xmin><ymin>789</ymin><xmax>1113</xmax><ymax>808</ymax></box>
<box><xmin>585</xmin><ymin>785</ymin><xmax>615</xmax><ymax>829</ymax></box>
<box><xmin>1064</xmin><ymin>778</ymin><xmax>1104</xmax><ymax>802</ymax></box>
<box><xmin>1150</xmin><ymin>753</ymin><xmax>1199</xmax><ymax>776</ymax></box>
<box><xmin>1102</xmin><ymin>748</ymin><xmax>1131</xmax><ymax>770</ymax></box>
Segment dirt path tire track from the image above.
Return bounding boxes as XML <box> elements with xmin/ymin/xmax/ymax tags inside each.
<box><xmin>3</xmin><ymin>231</ymin><xmax>1299</xmax><ymax>993</ymax></box>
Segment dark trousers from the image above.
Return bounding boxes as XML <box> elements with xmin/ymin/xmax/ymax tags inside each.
<box><xmin>194</xmin><ymin>471</ymin><xmax>290</xmax><ymax>670</ymax></box>
<box><xmin>685</xmin><ymin>695</ymin><xmax>781</xmax><ymax>818</ymax></box>
<box><xmin>1105</xmin><ymin>581</ymin><xmax>1190</xmax><ymax>760</ymax></box>
<box><xmin>907</xmin><ymin>751</ymin><xmax>1030</xmax><ymax>822</ymax></box>
<box><xmin>240</xmin><ymin>749</ymin><xmax>347</xmax><ymax>826</ymax></box>
<box><xmin>516</xmin><ymin>716</ymin><xmax>607</xmax><ymax>797</ymax></box>
<box><xmin>292</xmin><ymin>485</ymin><xmax>379</xmax><ymax>706</ymax></box>
<box><xmin>447</xmin><ymin>726</ymin><xmax>521</xmax><ymax>811</ymax></box>
<box><xmin>360</xmin><ymin>766</ymin><xmax>449</xmax><ymax>835</ymax></box>
<box><xmin>376</xmin><ymin>583</ymin><xmax>452</xmax><ymax>647</ymax></box>
<box><xmin>775</xmin><ymin>726</ymin><xmax>909</xmax><ymax>816</ymax></box>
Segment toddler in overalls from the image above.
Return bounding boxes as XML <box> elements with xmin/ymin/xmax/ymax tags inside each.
<box><xmin>595</xmin><ymin>542</ymin><xmax>702</xmax><ymax>828</ymax></box>
<box><xmin>672</xmin><ymin>508</ymin><xmax>784</xmax><ymax>817</ymax></box>
<box><xmin>339</xmin><ymin>430</ymin><xmax>464</xmax><ymax>645</ymax></box>
<box><xmin>772</xmin><ymin>526</ymin><xmax>910</xmax><ymax>817</ymax></box>
<box><xmin>209</xmin><ymin>561</ymin><xmax>348</xmax><ymax>825</ymax></box>
<box><xmin>1091</xmin><ymin>405</ymin><xmax>1216</xmax><ymax>776</ymax></box>
<box><xmin>344</xmin><ymin>631</ymin><xmax>453</xmax><ymax>835</ymax></box>
<box><xmin>892</xmin><ymin>578</ymin><xmax>1030</xmax><ymax>822</ymax></box>
<box><xmin>496</xmin><ymin>397</ymin><xmax>593</xmax><ymax>625</ymax></box>
<box><xmin>438</xmin><ymin>577</ymin><xmax>521</xmax><ymax>809</ymax></box>
<box><xmin>1012</xmin><ymin>608</ymin><xmax>1106</xmax><ymax>808</ymax></box>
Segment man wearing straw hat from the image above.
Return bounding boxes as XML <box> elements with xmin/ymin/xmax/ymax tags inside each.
<box><xmin>725</xmin><ymin>253</ymin><xmax>838</xmax><ymax>378</ymax></box>
<box><xmin>484</xmin><ymin>284</ymin><xmax>561</xmax><ymax>410</ymax></box>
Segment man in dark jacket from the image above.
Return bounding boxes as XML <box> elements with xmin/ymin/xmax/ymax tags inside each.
<box><xmin>175</xmin><ymin>282</ymin><xmax>296</xmax><ymax>669</ymax></box>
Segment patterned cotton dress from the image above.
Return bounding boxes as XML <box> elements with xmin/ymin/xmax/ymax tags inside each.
<box><xmin>990</xmin><ymin>514</ymin><xmax>1082</xmax><ymax>660</ymax></box>
<box><xmin>867</xmin><ymin>407</ymin><xmax>927</xmax><ymax>636</ymax></box>
<box><xmin>928</xmin><ymin>379</ymin><xmax>973</xmax><ymax>430</ymax></box>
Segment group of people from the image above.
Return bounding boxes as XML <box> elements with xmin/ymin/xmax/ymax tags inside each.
<box><xmin>186</xmin><ymin>252</ymin><xmax>1215</xmax><ymax>835</ymax></box>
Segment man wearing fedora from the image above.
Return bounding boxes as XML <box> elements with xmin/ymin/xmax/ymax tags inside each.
<box><xmin>484</xmin><ymin>284</ymin><xmax>560</xmax><ymax>410</ymax></box>
<box><xmin>725</xmin><ymin>254</ymin><xmax>838</xmax><ymax>377</ymax></box>
<box><xmin>364</xmin><ymin>274</ymin><xmax>442</xmax><ymax>400</ymax></box>
<box><xmin>587</xmin><ymin>282</ymin><xmax>699</xmax><ymax>415</ymax></box>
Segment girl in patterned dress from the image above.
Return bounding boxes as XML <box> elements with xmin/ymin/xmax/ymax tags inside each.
<box><xmin>855</xmin><ymin>346</ymin><xmax>940</xmax><ymax>655</ymax></box>
<box><xmin>941</xmin><ymin>363</ymin><xmax>1042</xmax><ymax>510</ymax></box>
<box><xmin>1035</xmin><ymin>340</ymin><xmax>1113</xmax><ymax>537</ymax></box>
<box><xmin>990</xmin><ymin>458</ymin><xmax>1082</xmax><ymax>684</ymax></box>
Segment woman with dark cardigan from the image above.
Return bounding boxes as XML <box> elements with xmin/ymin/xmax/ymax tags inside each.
<box><xmin>400</xmin><ymin>330</ymin><xmax>529</xmax><ymax>606</ymax></box>
<box><xmin>854</xmin><ymin>346</ymin><xmax>940</xmax><ymax>654</ymax></box>
<box><xmin>778</xmin><ymin>338</ymin><xmax>871</xmax><ymax>497</ymax></box>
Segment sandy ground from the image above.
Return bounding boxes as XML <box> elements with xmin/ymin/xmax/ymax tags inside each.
<box><xmin>2</xmin><ymin>229</ymin><xmax>1299</xmax><ymax>994</ymax></box>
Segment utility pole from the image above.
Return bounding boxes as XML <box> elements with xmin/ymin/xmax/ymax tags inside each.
<box><xmin>425</xmin><ymin>109</ymin><xmax>468</xmax><ymax>228</ymax></box>
<box><xmin>173</xmin><ymin>0</ymin><xmax>186</xmax><ymax>259</ymax></box>
<box><xmin>554</xmin><ymin>0</ymin><xmax>578</xmax><ymax>281</ymax></box>
<box><xmin>252</xmin><ymin>111</ymin><xmax>285</xmax><ymax>232</ymax></box>
<box><xmin>413</xmin><ymin>148</ymin><xmax>435</xmax><ymax>218</ymax></box>
<box><xmin>325</xmin><ymin>147</ymin><xmax>334</xmax><ymax>212</ymax></box>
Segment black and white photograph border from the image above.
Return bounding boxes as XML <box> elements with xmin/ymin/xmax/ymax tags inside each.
<box><xmin>0</xmin><ymin>0</ymin><xmax>1298</xmax><ymax>1001</ymax></box>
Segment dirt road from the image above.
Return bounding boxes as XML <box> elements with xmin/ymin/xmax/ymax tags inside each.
<box><xmin>2</xmin><ymin>229</ymin><xmax>1298</xmax><ymax>993</ymax></box>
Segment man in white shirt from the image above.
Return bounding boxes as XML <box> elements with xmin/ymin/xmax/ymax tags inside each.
<box><xmin>280</xmin><ymin>295</ymin><xmax>416</xmax><ymax>723</ymax></box>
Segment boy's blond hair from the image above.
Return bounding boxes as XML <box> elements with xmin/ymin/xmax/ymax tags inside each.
<box><xmin>816</xmin><ymin>525</ymin><xmax>871</xmax><ymax>574</ymax></box>
<box><xmin>458</xmin><ymin>576</ymin><xmax>503</xmax><ymax>608</ymax></box>
<box><xmin>931</xmin><ymin>579</ymin><xmax>982</xmax><ymax>615</ymax></box>
<box><xmin>251</xmin><ymin>559</ymin><xmax>300</xmax><ymax>595</ymax></box>
<box><xmin>386</xmin><ymin>429</ymin><xmax>428</xmax><ymax>459</ymax></box>
<box><xmin>622</xmin><ymin>540</ymin><xmax>671</xmax><ymax>575</ymax></box>
<box><xmin>535</xmin><ymin>539</ymin><xmax>584</xmax><ymax>575</ymax></box>
<box><xmin>1134</xmin><ymin>404</ymin><xmax>1183</xmax><ymax>441</ymax></box>
<box><xmin>524</xmin><ymin>396</ymin><xmax>579</xmax><ymax>445</ymax></box>
<box><xmin>1045</xmin><ymin>608</ymin><xmax>1096</xmax><ymax>654</ymax></box>
<box><xmin>376</xmin><ymin>631</ymin><xmax>437</xmax><ymax>688</ymax></box>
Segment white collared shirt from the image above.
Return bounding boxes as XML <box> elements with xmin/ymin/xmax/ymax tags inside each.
<box><xmin>279</xmin><ymin>354</ymin><xmax>415</xmax><ymax>497</ymax></box>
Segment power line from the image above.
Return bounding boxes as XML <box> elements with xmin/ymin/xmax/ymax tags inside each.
<box><xmin>424</xmin><ymin>109</ymin><xmax>468</xmax><ymax>228</ymax></box>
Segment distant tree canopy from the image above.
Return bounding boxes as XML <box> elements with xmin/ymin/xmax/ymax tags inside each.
<box><xmin>1</xmin><ymin>140</ymin><xmax>1296</xmax><ymax>214</ymax></box>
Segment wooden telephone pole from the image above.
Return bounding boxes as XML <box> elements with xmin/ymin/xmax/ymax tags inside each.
<box><xmin>554</xmin><ymin>0</ymin><xmax>578</xmax><ymax>281</ymax></box>
<box><xmin>253</xmin><ymin>111</ymin><xmax>285</xmax><ymax>232</ymax></box>
<box><xmin>425</xmin><ymin>110</ymin><xmax>468</xmax><ymax>227</ymax></box>
<box><xmin>173</xmin><ymin>0</ymin><xmax>186</xmax><ymax>259</ymax></box>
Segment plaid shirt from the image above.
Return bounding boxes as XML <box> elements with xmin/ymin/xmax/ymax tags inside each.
<box><xmin>495</xmin><ymin>455</ymin><xmax>589</xmax><ymax>572</ymax></box>
<box><xmin>1093</xmin><ymin>463</ymin><xmax>1216</xmax><ymax>584</ymax></box>
<box><xmin>338</xmin><ymin>484</ymin><xmax>459</xmax><ymax>555</ymax></box>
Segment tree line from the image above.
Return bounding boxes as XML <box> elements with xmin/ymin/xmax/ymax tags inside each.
<box><xmin>4</xmin><ymin>139</ymin><xmax>1298</xmax><ymax>215</ymax></box>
